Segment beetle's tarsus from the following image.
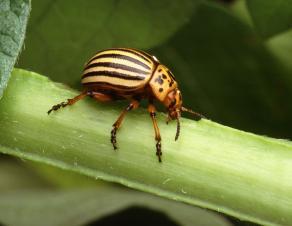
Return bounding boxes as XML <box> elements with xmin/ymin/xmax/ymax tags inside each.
<box><xmin>156</xmin><ymin>141</ymin><xmax>162</xmax><ymax>162</ymax></box>
<box><xmin>111</xmin><ymin>127</ymin><xmax>118</xmax><ymax>150</ymax></box>
<box><xmin>47</xmin><ymin>102</ymin><xmax>68</xmax><ymax>114</ymax></box>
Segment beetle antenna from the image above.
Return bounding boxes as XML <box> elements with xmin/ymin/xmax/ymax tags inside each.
<box><xmin>175</xmin><ymin>117</ymin><xmax>180</xmax><ymax>141</ymax></box>
<box><xmin>181</xmin><ymin>106</ymin><xmax>205</xmax><ymax>120</ymax></box>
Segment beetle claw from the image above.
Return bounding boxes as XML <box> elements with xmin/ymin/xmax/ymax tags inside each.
<box><xmin>47</xmin><ymin>102</ymin><xmax>68</xmax><ymax>114</ymax></box>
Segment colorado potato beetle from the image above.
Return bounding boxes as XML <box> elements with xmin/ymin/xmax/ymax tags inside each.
<box><xmin>48</xmin><ymin>48</ymin><xmax>203</xmax><ymax>162</ymax></box>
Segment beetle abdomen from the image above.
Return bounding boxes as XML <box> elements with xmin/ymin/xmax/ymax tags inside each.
<box><xmin>82</xmin><ymin>48</ymin><xmax>158</xmax><ymax>91</ymax></box>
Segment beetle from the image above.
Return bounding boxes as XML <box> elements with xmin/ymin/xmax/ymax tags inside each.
<box><xmin>48</xmin><ymin>48</ymin><xmax>203</xmax><ymax>162</ymax></box>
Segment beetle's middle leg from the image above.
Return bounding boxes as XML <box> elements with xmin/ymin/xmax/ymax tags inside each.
<box><xmin>111</xmin><ymin>100</ymin><xmax>140</xmax><ymax>150</ymax></box>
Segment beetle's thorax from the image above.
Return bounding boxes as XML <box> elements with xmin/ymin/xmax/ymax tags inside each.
<box><xmin>149</xmin><ymin>64</ymin><xmax>177</xmax><ymax>102</ymax></box>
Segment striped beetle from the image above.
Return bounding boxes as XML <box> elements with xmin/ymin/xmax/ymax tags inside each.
<box><xmin>48</xmin><ymin>48</ymin><xmax>203</xmax><ymax>162</ymax></box>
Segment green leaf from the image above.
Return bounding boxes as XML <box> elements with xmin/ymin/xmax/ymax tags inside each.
<box><xmin>0</xmin><ymin>0</ymin><xmax>30</xmax><ymax>98</ymax></box>
<box><xmin>246</xmin><ymin>0</ymin><xmax>292</xmax><ymax>38</ymax></box>
<box><xmin>1</xmin><ymin>187</ymin><xmax>233</xmax><ymax>226</ymax></box>
<box><xmin>17</xmin><ymin>0</ymin><xmax>199</xmax><ymax>86</ymax></box>
<box><xmin>0</xmin><ymin>158</ymin><xmax>231</xmax><ymax>226</ymax></box>
<box><xmin>0</xmin><ymin>157</ymin><xmax>52</xmax><ymax>190</ymax></box>
<box><xmin>0</xmin><ymin>188</ymin><xmax>233</xmax><ymax>226</ymax></box>
<box><xmin>266</xmin><ymin>30</ymin><xmax>292</xmax><ymax>76</ymax></box>
<box><xmin>229</xmin><ymin>0</ymin><xmax>253</xmax><ymax>27</ymax></box>
<box><xmin>1</xmin><ymin>68</ymin><xmax>292</xmax><ymax>226</ymax></box>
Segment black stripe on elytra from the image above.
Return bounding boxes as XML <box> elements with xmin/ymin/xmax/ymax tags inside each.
<box><xmin>82</xmin><ymin>81</ymin><xmax>137</xmax><ymax>90</ymax></box>
<box><xmin>82</xmin><ymin>70</ymin><xmax>145</xmax><ymax>80</ymax></box>
<box><xmin>84</xmin><ymin>62</ymin><xmax>149</xmax><ymax>75</ymax></box>
<box><xmin>86</xmin><ymin>53</ymin><xmax>151</xmax><ymax>70</ymax></box>
<box><xmin>116</xmin><ymin>48</ymin><xmax>153</xmax><ymax>64</ymax></box>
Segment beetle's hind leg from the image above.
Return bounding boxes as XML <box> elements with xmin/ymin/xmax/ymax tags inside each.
<box><xmin>47</xmin><ymin>91</ymin><xmax>88</xmax><ymax>114</ymax></box>
<box><xmin>111</xmin><ymin>100</ymin><xmax>140</xmax><ymax>150</ymax></box>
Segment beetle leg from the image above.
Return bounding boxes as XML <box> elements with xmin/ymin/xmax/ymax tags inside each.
<box><xmin>48</xmin><ymin>91</ymin><xmax>87</xmax><ymax>114</ymax></box>
<box><xmin>89</xmin><ymin>91</ymin><xmax>114</xmax><ymax>102</ymax></box>
<box><xmin>111</xmin><ymin>100</ymin><xmax>140</xmax><ymax>150</ymax></box>
<box><xmin>148</xmin><ymin>103</ymin><xmax>162</xmax><ymax>162</ymax></box>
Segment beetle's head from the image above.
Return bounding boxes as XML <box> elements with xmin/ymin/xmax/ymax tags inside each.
<box><xmin>163</xmin><ymin>88</ymin><xmax>205</xmax><ymax>141</ymax></box>
<box><xmin>163</xmin><ymin>88</ymin><xmax>182</xmax><ymax>120</ymax></box>
<box><xmin>162</xmin><ymin>88</ymin><xmax>183</xmax><ymax>140</ymax></box>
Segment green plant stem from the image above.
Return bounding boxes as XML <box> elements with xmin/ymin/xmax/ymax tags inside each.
<box><xmin>1</xmin><ymin>69</ymin><xmax>292</xmax><ymax>226</ymax></box>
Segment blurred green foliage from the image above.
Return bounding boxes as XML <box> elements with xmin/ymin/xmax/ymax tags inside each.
<box><xmin>18</xmin><ymin>0</ymin><xmax>199</xmax><ymax>85</ymax></box>
<box><xmin>154</xmin><ymin>3</ymin><xmax>292</xmax><ymax>139</ymax></box>
<box><xmin>247</xmin><ymin>0</ymin><xmax>292</xmax><ymax>38</ymax></box>
<box><xmin>0</xmin><ymin>157</ymin><xmax>232</xmax><ymax>226</ymax></box>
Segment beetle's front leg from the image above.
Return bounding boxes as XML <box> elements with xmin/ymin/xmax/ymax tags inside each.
<box><xmin>148</xmin><ymin>102</ymin><xmax>162</xmax><ymax>162</ymax></box>
<box><xmin>111</xmin><ymin>100</ymin><xmax>140</xmax><ymax>150</ymax></box>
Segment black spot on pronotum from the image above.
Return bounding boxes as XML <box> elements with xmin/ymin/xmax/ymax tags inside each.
<box><xmin>162</xmin><ymin>74</ymin><xmax>167</xmax><ymax>79</ymax></box>
<box><xmin>155</xmin><ymin>75</ymin><xmax>164</xmax><ymax>85</ymax></box>
<box><xmin>158</xmin><ymin>69</ymin><xmax>162</xmax><ymax>72</ymax></box>
<box><xmin>159</xmin><ymin>88</ymin><xmax>163</xmax><ymax>92</ymax></box>
<box><xmin>169</xmin><ymin>80</ymin><xmax>174</xmax><ymax>87</ymax></box>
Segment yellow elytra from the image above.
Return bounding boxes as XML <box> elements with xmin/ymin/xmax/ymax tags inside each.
<box><xmin>48</xmin><ymin>48</ymin><xmax>203</xmax><ymax>162</ymax></box>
